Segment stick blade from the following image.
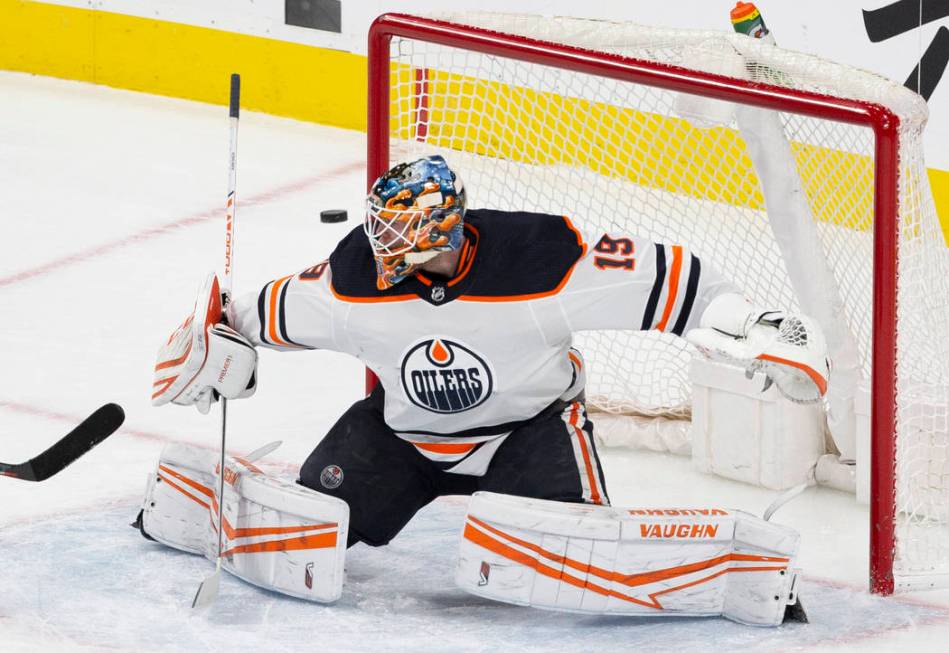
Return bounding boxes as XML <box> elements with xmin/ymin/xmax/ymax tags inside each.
<box><xmin>30</xmin><ymin>403</ymin><xmax>125</xmax><ymax>481</ymax></box>
<box><xmin>192</xmin><ymin>569</ymin><xmax>221</xmax><ymax>610</ymax></box>
<box><xmin>1</xmin><ymin>403</ymin><xmax>125</xmax><ymax>482</ymax></box>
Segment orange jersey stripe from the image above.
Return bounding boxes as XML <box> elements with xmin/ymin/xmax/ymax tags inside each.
<box><xmin>655</xmin><ymin>245</ymin><xmax>683</xmax><ymax>332</ymax></box>
<box><xmin>330</xmin><ymin>284</ymin><xmax>420</xmax><ymax>303</ymax></box>
<box><xmin>267</xmin><ymin>276</ymin><xmax>292</xmax><ymax>346</ymax></box>
<box><xmin>410</xmin><ymin>441</ymin><xmax>479</xmax><ymax>454</ymax></box>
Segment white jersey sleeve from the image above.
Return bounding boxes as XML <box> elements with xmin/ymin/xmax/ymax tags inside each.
<box><xmin>228</xmin><ymin>261</ymin><xmax>344</xmax><ymax>352</ymax></box>
<box><xmin>556</xmin><ymin>231</ymin><xmax>738</xmax><ymax>336</ymax></box>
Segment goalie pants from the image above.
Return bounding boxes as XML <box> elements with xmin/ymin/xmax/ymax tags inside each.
<box><xmin>298</xmin><ymin>387</ymin><xmax>610</xmax><ymax>547</ymax></box>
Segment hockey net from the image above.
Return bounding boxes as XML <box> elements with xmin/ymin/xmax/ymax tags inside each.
<box><xmin>367</xmin><ymin>12</ymin><xmax>949</xmax><ymax>593</ymax></box>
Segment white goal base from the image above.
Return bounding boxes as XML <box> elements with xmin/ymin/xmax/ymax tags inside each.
<box><xmin>595</xmin><ymin>364</ymin><xmax>949</xmax><ymax>536</ymax></box>
<box><xmin>593</xmin><ymin>357</ymin><xmax>828</xmax><ymax>491</ymax></box>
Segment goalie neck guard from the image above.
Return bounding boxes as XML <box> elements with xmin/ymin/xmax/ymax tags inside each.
<box><xmin>365</xmin><ymin>155</ymin><xmax>466</xmax><ymax>290</ymax></box>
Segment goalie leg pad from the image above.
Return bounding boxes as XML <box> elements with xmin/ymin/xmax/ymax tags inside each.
<box><xmin>141</xmin><ymin>443</ymin><xmax>219</xmax><ymax>556</ymax></box>
<box><xmin>140</xmin><ymin>443</ymin><xmax>349</xmax><ymax>602</ymax></box>
<box><xmin>456</xmin><ymin>492</ymin><xmax>800</xmax><ymax>627</ymax></box>
<box><xmin>218</xmin><ymin>457</ymin><xmax>349</xmax><ymax>602</ymax></box>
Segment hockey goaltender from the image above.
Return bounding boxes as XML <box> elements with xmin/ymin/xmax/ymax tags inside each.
<box><xmin>138</xmin><ymin>155</ymin><xmax>822</xmax><ymax>625</ymax></box>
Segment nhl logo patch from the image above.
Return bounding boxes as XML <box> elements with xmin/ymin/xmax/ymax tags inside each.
<box><xmin>320</xmin><ymin>464</ymin><xmax>344</xmax><ymax>489</ymax></box>
<box><xmin>400</xmin><ymin>337</ymin><xmax>494</xmax><ymax>414</ymax></box>
<box><xmin>431</xmin><ymin>286</ymin><xmax>446</xmax><ymax>303</ymax></box>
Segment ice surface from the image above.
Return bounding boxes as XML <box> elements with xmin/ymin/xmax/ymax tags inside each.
<box><xmin>0</xmin><ymin>497</ymin><xmax>946</xmax><ymax>653</ymax></box>
<box><xmin>3</xmin><ymin>70</ymin><xmax>949</xmax><ymax>651</ymax></box>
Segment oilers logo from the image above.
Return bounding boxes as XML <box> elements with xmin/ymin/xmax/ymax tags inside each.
<box><xmin>400</xmin><ymin>338</ymin><xmax>494</xmax><ymax>413</ymax></box>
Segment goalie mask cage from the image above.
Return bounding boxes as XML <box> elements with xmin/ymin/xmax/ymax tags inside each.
<box><xmin>366</xmin><ymin>13</ymin><xmax>949</xmax><ymax>595</ymax></box>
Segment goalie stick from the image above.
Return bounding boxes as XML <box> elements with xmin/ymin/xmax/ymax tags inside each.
<box><xmin>193</xmin><ymin>72</ymin><xmax>241</xmax><ymax>611</ymax></box>
<box><xmin>0</xmin><ymin>403</ymin><xmax>125</xmax><ymax>482</ymax></box>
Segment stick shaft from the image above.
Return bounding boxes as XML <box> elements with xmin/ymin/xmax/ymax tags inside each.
<box><xmin>191</xmin><ymin>73</ymin><xmax>242</xmax><ymax>610</ymax></box>
<box><xmin>216</xmin><ymin>72</ymin><xmax>241</xmax><ymax>567</ymax></box>
<box><xmin>222</xmin><ymin>73</ymin><xmax>240</xmax><ymax>296</ymax></box>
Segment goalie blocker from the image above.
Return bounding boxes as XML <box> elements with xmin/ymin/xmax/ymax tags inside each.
<box><xmin>457</xmin><ymin>492</ymin><xmax>803</xmax><ymax>627</ymax></box>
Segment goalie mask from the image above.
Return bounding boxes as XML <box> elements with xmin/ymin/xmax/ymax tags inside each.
<box><xmin>365</xmin><ymin>155</ymin><xmax>466</xmax><ymax>290</ymax></box>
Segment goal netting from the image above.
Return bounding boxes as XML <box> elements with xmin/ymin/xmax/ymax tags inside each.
<box><xmin>367</xmin><ymin>12</ymin><xmax>949</xmax><ymax>593</ymax></box>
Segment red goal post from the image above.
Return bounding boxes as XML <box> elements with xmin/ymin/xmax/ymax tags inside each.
<box><xmin>366</xmin><ymin>12</ymin><xmax>914</xmax><ymax>595</ymax></box>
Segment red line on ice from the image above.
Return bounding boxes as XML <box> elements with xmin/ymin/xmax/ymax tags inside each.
<box><xmin>0</xmin><ymin>160</ymin><xmax>363</xmax><ymax>288</ymax></box>
<box><xmin>0</xmin><ymin>399</ymin><xmax>300</xmax><ymax>467</ymax></box>
<box><xmin>771</xmin><ymin>577</ymin><xmax>949</xmax><ymax>651</ymax></box>
<box><xmin>0</xmin><ymin>397</ymin><xmax>302</xmax><ymax>527</ymax></box>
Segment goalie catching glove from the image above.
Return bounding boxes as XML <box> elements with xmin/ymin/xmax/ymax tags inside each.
<box><xmin>686</xmin><ymin>293</ymin><xmax>829</xmax><ymax>404</ymax></box>
<box><xmin>152</xmin><ymin>273</ymin><xmax>257</xmax><ymax>413</ymax></box>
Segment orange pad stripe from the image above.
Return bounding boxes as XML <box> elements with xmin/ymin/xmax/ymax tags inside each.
<box><xmin>465</xmin><ymin>518</ymin><xmax>788</xmax><ymax>609</ymax></box>
<box><xmin>158</xmin><ymin>464</ymin><xmax>214</xmax><ymax>498</ymax></box>
<box><xmin>157</xmin><ymin>471</ymin><xmax>210</xmax><ymax>510</ymax></box>
<box><xmin>467</xmin><ymin>515</ymin><xmax>788</xmax><ymax>588</ymax></box>
<box><xmin>222</xmin><ymin>531</ymin><xmax>338</xmax><ymax>557</ymax></box>
<box><xmin>225</xmin><ymin>520</ymin><xmax>338</xmax><ymax>540</ymax></box>
<box><xmin>464</xmin><ymin>521</ymin><xmax>657</xmax><ymax>608</ymax></box>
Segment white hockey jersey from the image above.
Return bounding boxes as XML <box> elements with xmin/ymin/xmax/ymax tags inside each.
<box><xmin>230</xmin><ymin>209</ymin><xmax>734</xmax><ymax>474</ymax></box>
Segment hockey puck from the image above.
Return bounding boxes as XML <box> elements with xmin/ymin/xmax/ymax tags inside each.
<box><xmin>320</xmin><ymin>209</ymin><xmax>348</xmax><ymax>223</ymax></box>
